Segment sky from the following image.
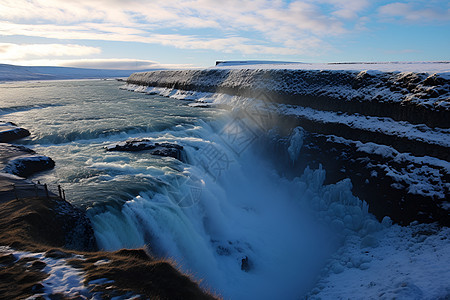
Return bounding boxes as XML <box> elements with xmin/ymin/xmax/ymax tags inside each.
<box><xmin>0</xmin><ymin>0</ymin><xmax>449</xmax><ymax>69</ymax></box>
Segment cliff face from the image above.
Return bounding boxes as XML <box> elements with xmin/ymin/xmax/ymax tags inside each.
<box><xmin>127</xmin><ymin>69</ymin><xmax>450</xmax><ymax>226</ymax></box>
<box><xmin>128</xmin><ymin>69</ymin><xmax>449</xmax><ymax>128</ymax></box>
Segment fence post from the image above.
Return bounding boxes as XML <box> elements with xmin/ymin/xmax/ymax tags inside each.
<box><xmin>44</xmin><ymin>184</ymin><xmax>49</xmax><ymax>199</ymax></box>
<box><xmin>13</xmin><ymin>184</ymin><xmax>18</xmax><ymax>201</ymax></box>
<box><xmin>62</xmin><ymin>189</ymin><xmax>66</xmax><ymax>201</ymax></box>
<box><xmin>58</xmin><ymin>185</ymin><xmax>62</xmax><ymax>199</ymax></box>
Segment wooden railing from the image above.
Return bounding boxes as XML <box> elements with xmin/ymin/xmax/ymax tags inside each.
<box><xmin>12</xmin><ymin>181</ymin><xmax>66</xmax><ymax>201</ymax></box>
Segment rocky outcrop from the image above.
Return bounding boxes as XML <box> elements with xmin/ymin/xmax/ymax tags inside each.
<box><xmin>128</xmin><ymin>69</ymin><xmax>450</xmax><ymax>128</ymax></box>
<box><xmin>3</xmin><ymin>155</ymin><xmax>55</xmax><ymax>178</ymax></box>
<box><xmin>0</xmin><ymin>143</ymin><xmax>55</xmax><ymax>178</ymax></box>
<box><xmin>0</xmin><ymin>121</ymin><xmax>30</xmax><ymax>142</ymax></box>
<box><xmin>263</xmin><ymin>131</ymin><xmax>449</xmax><ymax>226</ymax></box>
<box><xmin>106</xmin><ymin>139</ymin><xmax>184</xmax><ymax>161</ymax></box>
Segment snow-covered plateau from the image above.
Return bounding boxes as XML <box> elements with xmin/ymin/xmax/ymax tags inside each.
<box><xmin>0</xmin><ymin>63</ymin><xmax>158</xmax><ymax>81</ymax></box>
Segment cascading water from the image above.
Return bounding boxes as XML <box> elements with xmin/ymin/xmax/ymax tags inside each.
<box><xmin>87</xmin><ymin>110</ymin><xmax>380</xmax><ymax>299</ymax></box>
<box><xmin>1</xmin><ymin>80</ymin><xmax>382</xmax><ymax>299</ymax></box>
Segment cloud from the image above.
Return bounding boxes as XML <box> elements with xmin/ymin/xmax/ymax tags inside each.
<box><xmin>3</xmin><ymin>58</ymin><xmax>194</xmax><ymax>70</ymax></box>
<box><xmin>0</xmin><ymin>0</ymin><xmax>364</xmax><ymax>57</ymax></box>
<box><xmin>378</xmin><ymin>2</ymin><xmax>450</xmax><ymax>22</ymax></box>
<box><xmin>0</xmin><ymin>43</ymin><xmax>101</xmax><ymax>61</ymax></box>
<box><xmin>58</xmin><ymin>58</ymin><xmax>194</xmax><ymax>70</ymax></box>
<box><xmin>0</xmin><ymin>22</ymin><xmax>319</xmax><ymax>56</ymax></box>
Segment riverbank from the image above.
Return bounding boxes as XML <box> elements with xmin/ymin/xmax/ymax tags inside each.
<box><xmin>0</xmin><ymin>123</ymin><xmax>216</xmax><ymax>299</ymax></box>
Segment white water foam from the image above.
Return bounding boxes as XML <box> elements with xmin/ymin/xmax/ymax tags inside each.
<box><xmin>89</xmin><ymin>113</ymin><xmax>380</xmax><ymax>299</ymax></box>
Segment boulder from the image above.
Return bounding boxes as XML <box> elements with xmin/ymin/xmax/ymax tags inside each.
<box><xmin>3</xmin><ymin>155</ymin><xmax>55</xmax><ymax>178</ymax></box>
<box><xmin>0</xmin><ymin>121</ymin><xmax>30</xmax><ymax>142</ymax></box>
<box><xmin>106</xmin><ymin>139</ymin><xmax>184</xmax><ymax>161</ymax></box>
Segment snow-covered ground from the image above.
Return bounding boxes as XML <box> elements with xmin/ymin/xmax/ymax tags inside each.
<box><xmin>0</xmin><ymin>246</ymin><xmax>90</xmax><ymax>298</ymax></box>
<box><xmin>0</xmin><ymin>63</ymin><xmax>158</xmax><ymax>81</ymax></box>
<box><xmin>310</xmin><ymin>223</ymin><xmax>450</xmax><ymax>299</ymax></box>
<box><xmin>128</xmin><ymin>66</ymin><xmax>450</xmax><ymax>112</ymax></box>
<box><xmin>213</xmin><ymin>61</ymin><xmax>450</xmax><ymax>77</ymax></box>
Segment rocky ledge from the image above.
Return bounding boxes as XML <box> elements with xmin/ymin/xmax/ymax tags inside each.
<box><xmin>128</xmin><ymin>69</ymin><xmax>450</xmax><ymax>128</ymax></box>
<box><xmin>105</xmin><ymin>139</ymin><xmax>184</xmax><ymax>161</ymax></box>
<box><xmin>0</xmin><ymin>143</ymin><xmax>55</xmax><ymax>178</ymax></box>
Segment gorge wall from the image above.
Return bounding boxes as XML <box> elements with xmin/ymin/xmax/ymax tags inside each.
<box><xmin>127</xmin><ymin>68</ymin><xmax>450</xmax><ymax>226</ymax></box>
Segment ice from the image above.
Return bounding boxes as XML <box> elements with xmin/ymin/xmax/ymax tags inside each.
<box><xmin>310</xmin><ymin>225</ymin><xmax>450</xmax><ymax>299</ymax></box>
<box><xmin>327</xmin><ymin>135</ymin><xmax>450</xmax><ymax>199</ymax></box>
<box><xmin>287</xmin><ymin>126</ymin><xmax>304</xmax><ymax>163</ymax></box>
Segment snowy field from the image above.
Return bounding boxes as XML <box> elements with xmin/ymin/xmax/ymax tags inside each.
<box><xmin>309</xmin><ymin>222</ymin><xmax>449</xmax><ymax>299</ymax></box>
<box><xmin>213</xmin><ymin>61</ymin><xmax>450</xmax><ymax>76</ymax></box>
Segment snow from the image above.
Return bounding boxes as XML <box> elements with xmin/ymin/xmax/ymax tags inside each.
<box><xmin>310</xmin><ymin>224</ymin><xmax>450</xmax><ymax>299</ymax></box>
<box><xmin>128</xmin><ymin>65</ymin><xmax>450</xmax><ymax>110</ymax></box>
<box><xmin>278</xmin><ymin>105</ymin><xmax>450</xmax><ymax>148</ymax></box>
<box><xmin>125</xmin><ymin>85</ymin><xmax>450</xmax><ymax>148</ymax></box>
<box><xmin>287</xmin><ymin>126</ymin><xmax>305</xmax><ymax>163</ymax></box>
<box><xmin>326</xmin><ymin>135</ymin><xmax>450</xmax><ymax>199</ymax></box>
<box><xmin>213</xmin><ymin>61</ymin><xmax>450</xmax><ymax>75</ymax></box>
<box><xmin>0</xmin><ymin>246</ymin><xmax>89</xmax><ymax>298</ymax></box>
<box><xmin>0</xmin><ymin>63</ymin><xmax>155</xmax><ymax>81</ymax></box>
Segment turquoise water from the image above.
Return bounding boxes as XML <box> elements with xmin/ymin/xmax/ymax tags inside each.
<box><xmin>1</xmin><ymin>80</ymin><xmax>215</xmax><ymax>208</ymax></box>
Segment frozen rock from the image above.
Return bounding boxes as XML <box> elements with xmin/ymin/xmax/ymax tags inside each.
<box><xmin>361</xmin><ymin>235</ymin><xmax>379</xmax><ymax>248</ymax></box>
<box><xmin>382</xmin><ymin>216</ymin><xmax>393</xmax><ymax>228</ymax></box>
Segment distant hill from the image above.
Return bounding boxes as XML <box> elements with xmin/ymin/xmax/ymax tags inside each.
<box><xmin>0</xmin><ymin>64</ymin><xmax>162</xmax><ymax>81</ymax></box>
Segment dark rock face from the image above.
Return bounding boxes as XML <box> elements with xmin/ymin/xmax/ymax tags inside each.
<box><xmin>0</xmin><ymin>122</ymin><xmax>30</xmax><ymax>142</ymax></box>
<box><xmin>262</xmin><ymin>131</ymin><xmax>450</xmax><ymax>227</ymax></box>
<box><xmin>106</xmin><ymin>139</ymin><xmax>184</xmax><ymax>161</ymax></box>
<box><xmin>51</xmin><ymin>199</ymin><xmax>97</xmax><ymax>251</ymax></box>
